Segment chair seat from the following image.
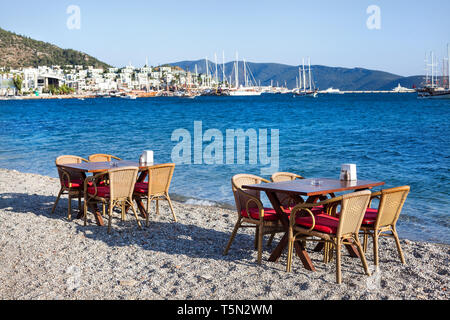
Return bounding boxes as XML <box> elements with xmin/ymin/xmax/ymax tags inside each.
<box><xmin>283</xmin><ymin>205</ymin><xmax>325</xmax><ymax>215</ymax></box>
<box><xmin>241</xmin><ymin>207</ymin><xmax>280</xmax><ymax>221</ymax></box>
<box><xmin>295</xmin><ymin>214</ymin><xmax>340</xmax><ymax>234</ymax></box>
<box><xmin>134</xmin><ymin>182</ymin><xmax>149</xmax><ymax>194</ymax></box>
<box><xmin>362</xmin><ymin>208</ymin><xmax>378</xmax><ymax>225</ymax></box>
<box><xmin>87</xmin><ymin>186</ymin><xmax>110</xmax><ymax>198</ymax></box>
<box><xmin>63</xmin><ymin>179</ymin><xmax>84</xmax><ymax>188</ymax></box>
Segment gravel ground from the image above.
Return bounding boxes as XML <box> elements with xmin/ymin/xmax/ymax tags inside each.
<box><xmin>0</xmin><ymin>168</ymin><xmax>448</xmax><ymax>300</ymax></box>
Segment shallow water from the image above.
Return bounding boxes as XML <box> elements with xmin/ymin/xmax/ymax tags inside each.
<box><xmin>0</xmin><ymin>93</ymin><xmax>448</xmax><ymax>243</ymax></box>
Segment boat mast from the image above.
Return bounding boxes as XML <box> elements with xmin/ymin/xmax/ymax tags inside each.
<box><xmin>302</xmin><ymin>58</ymin><xmax>306</xmax><ymax>92</ymax></box>
<box><xmin>235</xmin><ymin>52</ymin><xmax>239</xmax><ymax>89</ymax></box>
<box><xmin>205</xmin><ymin>57</ymin><xmax>210</xmax><ymax>88</ymax></box>
<box><xmin>244</xmin><ymin>58</ymin><xmax>248</xmax><ymax>88</ymax></box>
<box><xmin>214</xmin><ymin>53</ymin><xmax>218</xmax><ymax>86</ymax></box>
<box><xmin>308</xmin><ymin>57</ymin><xmax>312</xmax><ymax>91</ymax></box>
<box><xmin>222</xmin><ymin>51</ymin><xmax>226</xmax><ymax>87</ymax></box>
<box><xmin>448</xmin><ymin>44</ymin><xmax>450</xmax><ymax>89</ymax></box>
<box><xmin>299</xmin><ymin>66</ymin><xmax>302</xmax><ymax>91</ymax></box>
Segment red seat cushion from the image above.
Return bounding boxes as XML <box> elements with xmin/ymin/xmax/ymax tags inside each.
<box><xmin>241</xmin><ymin>207</ymin><xmax>280</xmax><ymax>221</ymax></box>
<box><xmin>87</xmin><ymin>186</ymin><xmax>110</xmax><ymax>198</ymax></box>
<box><xmin>362</xmin><ymin>208</ymin><xmax>378</xmax><ymax>225</ymax></box>
<box><xmin>134</xmin><ymin>182</ymin><xmax>148</xmax><ymax>194</ymax></box>
<box><xmin>62</xmin><ymin>179</ymin><xmax>83</xmax><ymax>188</ymax></box>
<box><xmin>295</xmin><ymin>214</ymin><xmax>340</xmax><ymax>234</ymax></box>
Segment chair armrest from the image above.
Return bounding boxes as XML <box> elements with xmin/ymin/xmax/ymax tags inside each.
<box><xmin>84</xmin><ymin>172</ymin><xmax>108</xmax><ymax>196</ymax></box>
<box><xmin>111</xmin><ymin>156</ymin><xmax>122</xmax><ymax>161</ymax></box>
<box><xmin>289</xmin><ymin>206</ymin><xmax>316</xmax><ymax>232</ymax></box>
<box><xmin>236</xmin><ymin>188</ymin><xmax>264</xmax><ymax>220</ymax></box>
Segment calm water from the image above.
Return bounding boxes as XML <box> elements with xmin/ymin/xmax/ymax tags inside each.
<box><xmin>0</xmin><ymin>94</ymin><xmax>449</xmax><ymax>243</ymax></box>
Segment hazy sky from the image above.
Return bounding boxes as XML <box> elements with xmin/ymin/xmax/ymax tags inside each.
<box><xmin>1</xmin><ymin>0</ymin><xmax>449</xmax><ymax>76</ymax></box>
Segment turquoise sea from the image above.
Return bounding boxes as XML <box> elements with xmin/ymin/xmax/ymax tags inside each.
<box><xmin>0</xmin><ymin>93</ymin><xmax>449</xmax><ymax>243</ymax></box>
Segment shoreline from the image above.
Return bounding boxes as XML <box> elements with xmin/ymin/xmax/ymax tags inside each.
<box><xmin>0</xmin><ymin>168</ymin><xmax>448</xmax><ymax>300</ymax></box>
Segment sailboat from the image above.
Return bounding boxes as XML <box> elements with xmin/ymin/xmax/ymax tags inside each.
<box><xmin>293</xmin><ymin>58</ymin><xmax>318</xmax><ymax>98</ymax></box>
<box><xmin>418</xmin><ymin>44</ymin><xmax>450</xmax><ymax>99</ymax></box>
<box><xmin>229</xmin><ymin>53</ymin><xmax>262</xmax><ymax>96</ymax></box>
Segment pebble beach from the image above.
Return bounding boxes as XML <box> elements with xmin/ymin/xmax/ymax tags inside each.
<box><xmin>0</xmin><ymin>168</ymin><xmax>448</xmax><ymax>300</ymax></box>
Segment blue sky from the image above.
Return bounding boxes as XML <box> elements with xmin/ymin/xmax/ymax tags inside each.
<box><xmin>1</xmin><ymin>0</ymin><xmax>449</xmax><ymax>76</ymax></box>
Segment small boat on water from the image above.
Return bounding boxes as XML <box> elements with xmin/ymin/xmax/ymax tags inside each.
<box><xmin>121</xmin><ymin>94</ymin><xmax>137</xmax><ymax>100</ymax></box>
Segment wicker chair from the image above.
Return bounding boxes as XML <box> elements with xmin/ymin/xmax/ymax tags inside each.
<box><xmin>88</xmin><ymin>154</ymin><xmax>122</xmax><ymax>162</ymax></box>
<box><xmin>84</xmin><ymin>166</ymin><xmax>141</xmax><ymax>233</ymax></box>
<box><xmin>271</xmin><ymin>172</ymin><xmax>305</xmax><ymax>209</ymax></box>
<box><xmin>52</xmin><ymin>155</ymin><xmax>88</xmax><ymax>221</ymax></box>
<box><xmin>224</xmin><ymin>174</ymin><xmax>285</xmax><ymax>264</ymax></box>
<box><xmin>286</xmin><ymin>190</ymin><xmax>372</xmax><ymax>284</ymax></box>
<box><xmin>133</xmin><ymin>164</ymin><xmax>177</xmax><ymax>225</ymax></box>
<box><xmin>360</xmin><ymin>186</ymin><xmax>410</xmax><ymax>265</ymax></box>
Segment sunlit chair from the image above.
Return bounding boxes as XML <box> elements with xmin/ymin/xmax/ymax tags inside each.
<box><xmin>133</xmin><ymin>164</ymin><xmax>177</xmax><ymax>225</ymax></box>
<box><xmin>286</xmin><ymin>190</ymin><xmax>372</xmax><ymax>284</ymax></box>
<box><xmin>88</xmin><ymin>154</ymin><xmax>122</xmax><ymax>162</ymax></box>
<box><xmin>84</xmin><ymin>166</ymin><xmax>141</xmax><ymax>233</ymax></box>
<box><xmin>361</xmin><ymin>186</ymin><xmax>410</xmax><ymax>265</ymax></box>
<box><xmin>224</xmin><ymin>174</ymin><xmax>285</xmax><ymax>264</ymax></box>
<box><xmin>52</xmin><ymin>155</ymin><xmax>88</xmax><ymax>220</ymax></box>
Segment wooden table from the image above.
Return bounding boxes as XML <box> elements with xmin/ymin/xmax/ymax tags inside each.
<box><xmin>242</xmin><ymin>178</ymin><xmax>385</xmax><ymax>271</ymax></box>
<box><xmin>58</xmin><ymin>161</ymin><xmax>157</xmax><ymax>225</ymax></box>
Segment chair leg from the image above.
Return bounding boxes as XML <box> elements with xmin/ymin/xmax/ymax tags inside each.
<box><xmin>83</xmin><ymin>199</ymin><xmax>88</xmax><ymax>226</ymax></box>
<box><xmin>108</xmin><ymin>204</ymin><xmax>113</xmax><ymax>234</ymax></box>
<box><xmin>223</xmin><ymin>219</ymin><xmax>241</xmax><ymax>255</ymax></box>
<box><xmin>146</xmin><ymin>197</ymin><xmax>151</xmax><ymax>227</ymax></box>
<box><xmin>51</xmin><ymin>188</ymin><xmax>63</xmax><ymax>214</ymax></box>
<box><xmin>254</xmin><ymin>227</ymin><xmax>259</xmax><ymax>250</ymax></box>
<box><xmin>78</xmin><ymin>195</ymin><xmax>82</xmax><ymax>214</ymax></box>
<box><xmin>336</xmin><ymin>240</ymin><xmax>342</xmax><ymax>284</ymax></box>
<box><xmin>156</xmin><ymin>199</ymin><xmax>160</xmax><ymax>215</ymax></box>
<box><xmin>392</xmin><ymin>227</ymin><xmax>406</xmax><ymax>264</ymax></box>
<box><xmin>129</xmin><ymin>200</ymin><xmax>142</xmax><ymax>229</ymax></box>
<box><xmin>257</xmin><ymin>225</ymin><xmax>264</xmax><ymax>264</ymax></box>
<box><xmin>166</xmin><ymin>194</ymin><xmax>177</xmax><ymax>222</ymax></box>
<box><xmin>354</xmin><ymin>236</ymin><xmax>371</xmax><ymax>276</ymax></box>
<box><xmin>373</xmin><ymin>232</ymin><xmax>379</xmax><ymax>266</ymax></box>
<box><xmin>363</xmin><ymin>231</ymin><xmax>369</xmax><ymax>253</ymax></box>
<box><xmin>68</xmin><ymin>195</ymin><xmax>72</xmax><ymax>221</ymax></box>
<box><xmin>286</xmin><ymin>229</ymin><xmax>294</xmax><ymax>272</ymax></box>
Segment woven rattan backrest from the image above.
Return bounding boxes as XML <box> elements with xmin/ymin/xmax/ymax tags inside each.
<box><xmin>108</xmin><ymin>166</ymin><xmax>138</xmax><ymax>200</ymax></box>
<box><xmin>145</xmin><ymin>164</ymin><xmax>175</xmax><ymax>196</ymax></box>
<box><xmin>89</xmin><ymin>154</ymin><xmax>119</xmax><ymax>162</ymax></box>
<box><xmin>338</xmin><ymin>190</ymin><xmax>371</xmax><ymax>237</ymax></box>
<box><xmin>376</xmin><ymin>186</ymin><xmax>410</xmax><ymax>228</ymax></box>
<box><xmin>55</xmin><ymin>155</ymin><xmax>88</xmax><ymax>183</ymax></box>
<box><xmin>232</xmin><ymin>174</ymin><xmax>264</xmax><ymax>213</ymax></box>
<box><xmin>271</xmin><ymin>172</ymin><xmax>304</xmax><ymax>182</ymax></box>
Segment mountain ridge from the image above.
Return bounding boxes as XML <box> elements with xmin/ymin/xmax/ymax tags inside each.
<box><xmin>169</xmin><ymin>59</ymin><xmax>424</xmax><ymax>91</ymax></box>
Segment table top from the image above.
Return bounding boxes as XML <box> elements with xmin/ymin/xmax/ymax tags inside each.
<box><xmin>243</xmin><ymin>178</ymin><xmax>385</xmax><ymax>196</ymax></box>
<box><xmin>57</xmin><ymin>160</ymin><xmax>157</xmax><ymax>173</ymax></box>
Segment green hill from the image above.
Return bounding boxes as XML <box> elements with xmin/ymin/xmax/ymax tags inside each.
<box><xmin>0</xmin><ymin>27</ymin><xmax>110</xmax><ymax>69</ymax></box>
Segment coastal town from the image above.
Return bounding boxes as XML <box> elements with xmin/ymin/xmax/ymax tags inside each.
<box><xmin>0</xmin><ymin>60</ymin><xmax>420</xmax><ymax>100</ymax></box>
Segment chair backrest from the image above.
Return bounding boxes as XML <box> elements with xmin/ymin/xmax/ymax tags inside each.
<box><xmin>376</xmin><ymin>186</ymin><xmax>410</xmax><ymax>228</ymax></box>
<box><xmin>89</xmin><ymin>154</ymin><xmax>121</xmax><ymax>162</ymax></box>
<box><xmin>144</xmin><ymin>164</ymin><xmax>175</xmax><ymax>196</ymax></box>
<box><xmin>271</xmin><ymin>172</ymin><xmax>304</xmax><ymax>182</ymax></box>
<box><xmin>55</xmin><ymin>155</ymin><xmax>88</xmax><ymax>184</ymax></box>
<box><xmin>338</xmin><ymin>190</ymin><xmax>372</xmax><ymax>237</ymax></box>
<box><xmin>108</xmin><ymin>166</ymin><xmax>139</xmax><ymax>200</ymax></box>
<box><xmin>231</xmin><ymin>174</ymin><xmax>266</xmax><ymax>213</ymax></box>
